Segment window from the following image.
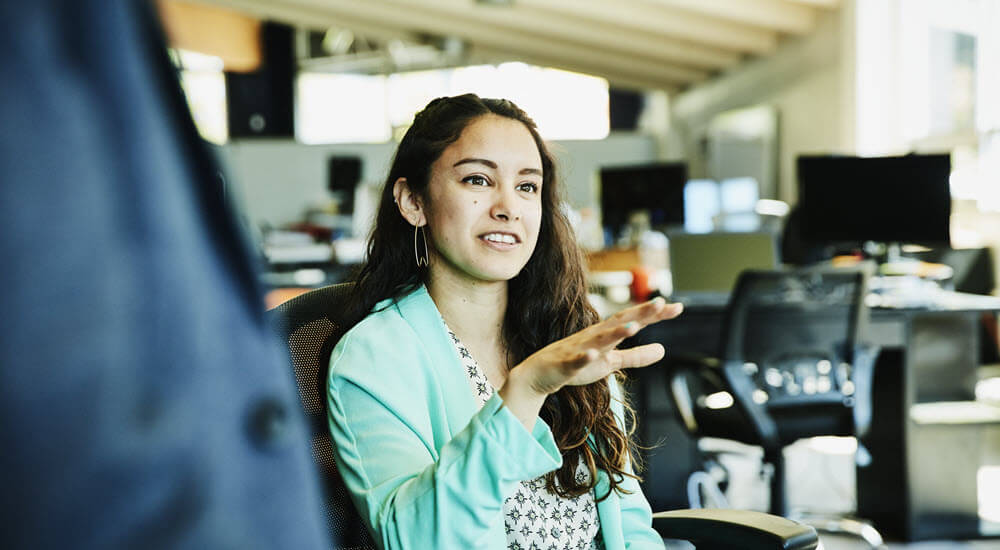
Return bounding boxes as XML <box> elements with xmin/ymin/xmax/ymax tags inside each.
<box><xmin>172</xmin><ymin>49</ymin><xmax>228</xmax><ymax>144</ymax></box>
<box><xmin>295</xmin><ymin>73</ymin><xmax>391</xmax><ymax>144</ymax></box>
<box><xmin>296</xmin><ymin>63</ymin><xmax>610</xmax><ymax>144</ymax></box>
<box><xmin>896</xmin><ymin>0</ymin><xmax>1000</xmax><ymax>217</ymax></box>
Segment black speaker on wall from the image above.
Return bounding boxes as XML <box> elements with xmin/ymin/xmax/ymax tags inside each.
<box><xmin>225</xmin><ymin>21</ymin><xmax>295</xmax><ymax>138</ymax></box>
<box><xmin>609</xmin><ymin>88</ymin><xmax>645</xmax><ymax>131</ymax></box>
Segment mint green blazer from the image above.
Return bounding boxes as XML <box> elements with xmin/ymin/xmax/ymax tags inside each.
<box><xmin>327</xmin><ymin>286</ymin><xmax>665</xmax><ymax>549</ymax></box>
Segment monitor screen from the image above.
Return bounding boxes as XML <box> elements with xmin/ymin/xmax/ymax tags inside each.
<box><xmin>600</xmin><ymin>162</ymin><xmax>687</xmax><ymax>237</ymax></box>
<box><xmin>683</xmin><ymin>179</ymin><xmax>720</xmax><ymax>234</ymax></box>
<box><xmin>328</xmin><ymin>155</ymin><xmax>362</xmax><ymax>214</ymax></box>
<box><xmin>797</xmin><ymin>154</ymin><xmax>951</xmax><ymax>246</ymax></box>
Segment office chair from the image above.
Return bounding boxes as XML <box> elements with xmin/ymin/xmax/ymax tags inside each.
<box><xmin>269</xmin><ymin>282</ymin><xmax>377</xmax><ymax>550</ymax></box>
<box><xmin>270</xmin><ymin>283</ymin><xmax>821</xmax><ymax>550</ymax></box>
<box><xmin>667</xmin><ymin>268</ymin><xmax>884</xmax><ymax>548</ymax></box>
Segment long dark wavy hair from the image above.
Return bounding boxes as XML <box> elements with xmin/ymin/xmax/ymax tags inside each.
<box><xmin>346</xmin><ymin>93</ymin><xmax>640</xmax><ymax>499</ymax></box>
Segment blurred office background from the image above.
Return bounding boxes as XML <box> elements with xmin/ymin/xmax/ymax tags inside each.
<box><xmin>156</xmin><ymin>0</ymin><xmax>1000</xmax><ymax>547</ymax></box>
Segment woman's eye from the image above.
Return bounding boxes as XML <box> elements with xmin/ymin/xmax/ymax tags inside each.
<box><xmin>463</xmin><ymin>175</ymin><xmax>489</xmax><ymax>186</ymax></box>
<box><xmin>517</xmin><ymin>182</ymin><xmax>539</xmax><ymax>193</ymax></box>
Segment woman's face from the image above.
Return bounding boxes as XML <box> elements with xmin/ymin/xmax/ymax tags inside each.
<box><xmin>422</xmin><ymin>114</ymin><xmax>544</xmax><ymax>286</ymax></box>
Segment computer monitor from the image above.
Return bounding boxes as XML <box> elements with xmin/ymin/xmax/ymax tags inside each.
<box><xmin>328</xmin><ymin>155</ymin><xmax>362</xmax><ymax>214</ymax></box>
<box><xmin>683</xmin><ymin>179</ymin><xmax>720</xmax><ymax>234</ymax></box>
<box><xmin>718</xmin><ymin>177</ymin><xmax>761</xmax><ymax>231</ymax></box>
<box><xmin>797</xmin><ymin>154</ymin><xmax>951</xmax><ymax>246</ymax></box>
<box><xmin>600</xmin><ymin>162</ymin><xmax>687</xmax><ymax>238</ymax></box>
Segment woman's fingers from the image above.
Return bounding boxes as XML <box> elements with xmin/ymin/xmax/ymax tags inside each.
<box><xmin>612</xmin><ymin>343</ymin><xmax>666</xmax><ymax>370</ymax></box>
<box><xmin>589</xmin><ymin>321</ymin><xmax>641</xmax><ymax>349</ymax></box>
<box><xmin>584</xmin><ymin>299</ymin><xmax>684</xmax><ymax>350</ymax></box>
<box><xmin>524</xmin><ymin>300</ymin><xmax>682</xmax><ymax>391</ymax></box>
<box><xmin>611</xmin><ymin>297</ymin><xmax>684</xmax><ymax>327</ymax></box>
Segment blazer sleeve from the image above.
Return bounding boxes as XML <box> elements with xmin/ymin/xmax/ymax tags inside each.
<box><xmin>609</xmin><ymin>375</ymin><xmax>666</xmax><ymax>549</ymax></box>
<box><xmin>327</xmin><ymin>322</ymin><xmax>563</xmax><ymax>550</ymax></box>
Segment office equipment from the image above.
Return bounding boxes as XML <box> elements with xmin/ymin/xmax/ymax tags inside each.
<box><xmin>720</xmin><ymin>177</ymin><xmax>760</xmax><ymax>214</ymax></box>
<box><xmin>630</xmin><ymin>284</ymin><xmax>1000</xmax><ymax>542</ymax></box>
<box><xmin>600</xmin><ymin>162</ymin><xmax>687</xmax><ymax>239</ymax></box>
<box><xmin>225</xmin><ymin>22</ymin><xmax>295</xmax><ymax>138</ymax></box>
<box><xmin>718</xmin><ymin>177</ymin><xmax>762</xmax><ymax>231</ymax></box>
<box><xmin>665</xmin><ymin>267</ymin><xmax>884</xmax><ymax>547</ymax></box>
<box><xmin>667</xmin><ymin>231</ymin><xmax>780</xmax><ymax>305</ymax></box>
<box><xmin>858</xmin><ymin>306</ymin><xmax>1000</xmax><ymax>541</ymax></box>
<box><xmin>797</xmin><ymin>154</ymin><xmax>952</xmax><ymax>247</ymax></box>
<box><xmin>270</xmin><ymin>284</ymin><xmax>820</xmax><ymax>550</ymax></box>
<box><xmin>683</xmin><ymin>179</ymin><xmax>721</xmax><ymax>234</ymax></box>
<box><xmin>328</xmin><ymin>155</ymin><xmax>362</xmax><ymax>214</ymax></box>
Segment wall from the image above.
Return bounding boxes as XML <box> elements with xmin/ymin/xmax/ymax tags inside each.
<box><xmin>666</xmin><ymin>7</ymin><xmax>854</xmax><ymax>204</ymax></box>
<box><xmin>219</xmin><ymin>140</ymin><xmax>396</xmax><ymax>229</ymax></box>
<box><xmin>219</xmin><ymin>133</ymin><xmax>659</xmax><ymax>229</ymax></box>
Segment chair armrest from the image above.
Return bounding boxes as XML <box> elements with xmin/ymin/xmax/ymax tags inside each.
<box><xmin>652</xmin><ymin>509</ymin><xmax>819</xmax><ymax>550</ymax></box>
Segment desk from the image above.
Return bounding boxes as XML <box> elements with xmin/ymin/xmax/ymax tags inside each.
<box><xmin>628</xmin><ymin>292</ymin><xmax>1000</xmax><ymax>541</ymax></box>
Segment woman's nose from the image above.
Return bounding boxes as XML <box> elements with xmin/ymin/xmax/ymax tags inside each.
<box><xmin>491</xmin><ymin>187</ymin><xmax>520</xmax><ymax>221</ymax></box>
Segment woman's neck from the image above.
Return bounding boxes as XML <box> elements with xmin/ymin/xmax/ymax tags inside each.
<box><xmin>426</xmin><ymin>270</ymin><xmax>507</xmax><ymax>343</ymax></box>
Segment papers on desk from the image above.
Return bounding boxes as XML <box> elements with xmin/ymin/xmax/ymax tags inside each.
<box><xmin>910</xmin><ymin>401</ymin><xmax>1000</xmax><ymax>425</ymax></box>
<box><xmin>264</xmin><ymin>243</ymin><xmax>332</xmax><ymax>264</ymax></box>
<box><xmin>866</xmin><ymin>276</ymin><xmax>1000</xmax><ymax>310</ymax></box>
<box><xmin>867</xmin><ymin>288</ymin><xmax>1000</xmax><ymax>310</ymax></box>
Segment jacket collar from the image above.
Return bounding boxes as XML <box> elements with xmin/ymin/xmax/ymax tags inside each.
<box><xmin>392</xmin><ymin>285</ymin><xmax>478</xmax><ymax>435</ymax></box>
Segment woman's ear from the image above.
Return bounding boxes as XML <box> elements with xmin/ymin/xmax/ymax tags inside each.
<box><xmin>393</xmin><ymin>177</ymin><xmax>426</xmax><ymax>227</ymax></box>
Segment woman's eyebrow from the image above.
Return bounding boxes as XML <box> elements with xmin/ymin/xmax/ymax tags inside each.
<box><xmin>453</xmin><ymin>157</ymin><xmax>542</xmax><ymax>176</ymax></box>
<box><xmin>453</xmin><ymin>157</ymin><xmax>497</xmax><ymax>170</ymax></box>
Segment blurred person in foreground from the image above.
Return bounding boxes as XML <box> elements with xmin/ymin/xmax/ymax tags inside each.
<box><xmin>0</xmin><ymin>1</ymin><xmax>330</xmax><ymax>548</ymax></box>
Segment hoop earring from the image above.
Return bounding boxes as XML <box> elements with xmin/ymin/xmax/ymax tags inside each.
<box><xmin>414</xmin><ymin>224</ymin><xmax>429</xmax><ymax>268</ymax></box>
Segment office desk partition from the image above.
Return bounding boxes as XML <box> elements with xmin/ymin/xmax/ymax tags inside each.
<box><xmin>628</xmin><ymin>293</ymin><xmax>1000</xmax><ymax>541</ymax></box>
<box><xmin>860</xmin><ymin>305</ymin><xmax>1000</xmax><ymax>542</ymax></box>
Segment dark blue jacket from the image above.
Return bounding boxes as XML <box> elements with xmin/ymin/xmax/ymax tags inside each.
<box><xmin>0</xmin><ymin>2</ymin><xmax>330</xmax><ymax>548</ymax></box>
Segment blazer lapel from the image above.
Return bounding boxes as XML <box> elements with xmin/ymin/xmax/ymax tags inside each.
<box><xmin>394</xmin><ymin>286</ymin><xmax>478</xmax><ymax>438</ymax></box>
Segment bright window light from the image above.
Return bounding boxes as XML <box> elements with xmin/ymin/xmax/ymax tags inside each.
<box><xmin>448</xmin><ymin>64</ymin><xmax>509</xmax><ymax>99</ymax></box>
<box><xmin>490</xmin><ymin>63</ymin><xmax>610</xmax><ymax>141</ymax></box>
<box><xmin>386</xmin><ymin>69</ymin><xmax>451</xmax><ymax>129</ymax></box>
<box><xmin>382</xmin><ymin>63</ymin><xmax>608</xmax><ymax>141</ymax></box>
<box><xmin>173</xmin><ymin>49</ymin><xmax>227</xmax><ymax>145</ymax></box>
<box><xmin>296</xmin><ymin>73</ymin><xmax>391</xmax><ymax>144</ymax></box>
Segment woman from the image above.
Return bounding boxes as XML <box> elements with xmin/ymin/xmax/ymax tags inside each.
<box><xmin>327</xmin><ymin>94</ymin><xmax>682</xmax><ymax>549</ymax></box>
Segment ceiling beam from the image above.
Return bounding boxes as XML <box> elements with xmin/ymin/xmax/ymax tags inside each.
<box><xmin>451</xmin><ymin>2</ymin><xmax>741</xmax><ymax>70</ymax></box>
<box><xmin>637</xmin><ymin>0</ymin><xmax>817</xmax><ymax>35</ymax></box>
<box><xmin>294</xmin><ymin>0</ymin><xmax>711</xmax><ymax>83</ymax></box>
<box><xmin>516</xmin><ymin>0</ymin><xmax>779</xmax><ymax>54</ymax></box>
<box><xmin>468</xmin><ymin>45</ymin><xmax>681</xmax><ymax>93</ymax></box>
<box><xmin>325</xmin><ymin>6</ymin><xmax>703</xmax><ymax>88</ymax></box>
<box><xmin>780</xmin><ymin>0</ymin><xmax>840</xmax><ymax>8</ymax></box>
<box><xmin>418</xmin><ymin>0</ymin><xmax>741</xmax><ymax>70</ymax></box>
<box><xmin>210</xmin><ymin>0</ymin><xmax>709</xmax><ymax>88</ymax></box>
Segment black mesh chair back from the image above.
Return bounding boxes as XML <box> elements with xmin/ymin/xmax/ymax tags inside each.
<box><xmin>722</xmin><ymin>269</ymin><xmax>868</xmax><ymax>448</ymax></box>
<box><xmin>671</xmin><ymin>267</ymin><xmax>877</xmax><ymax>518</ymax></box>
<box><xmin>269</xmin><ymin>283</ymin><xmax>377</xmax><ymax>550</ymax></box>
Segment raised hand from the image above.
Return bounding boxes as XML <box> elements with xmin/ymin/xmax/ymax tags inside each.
<box><xmin>517</xmin><ymin>297</ymin><xmax>683</xmax><ymax>396</ymax></box>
